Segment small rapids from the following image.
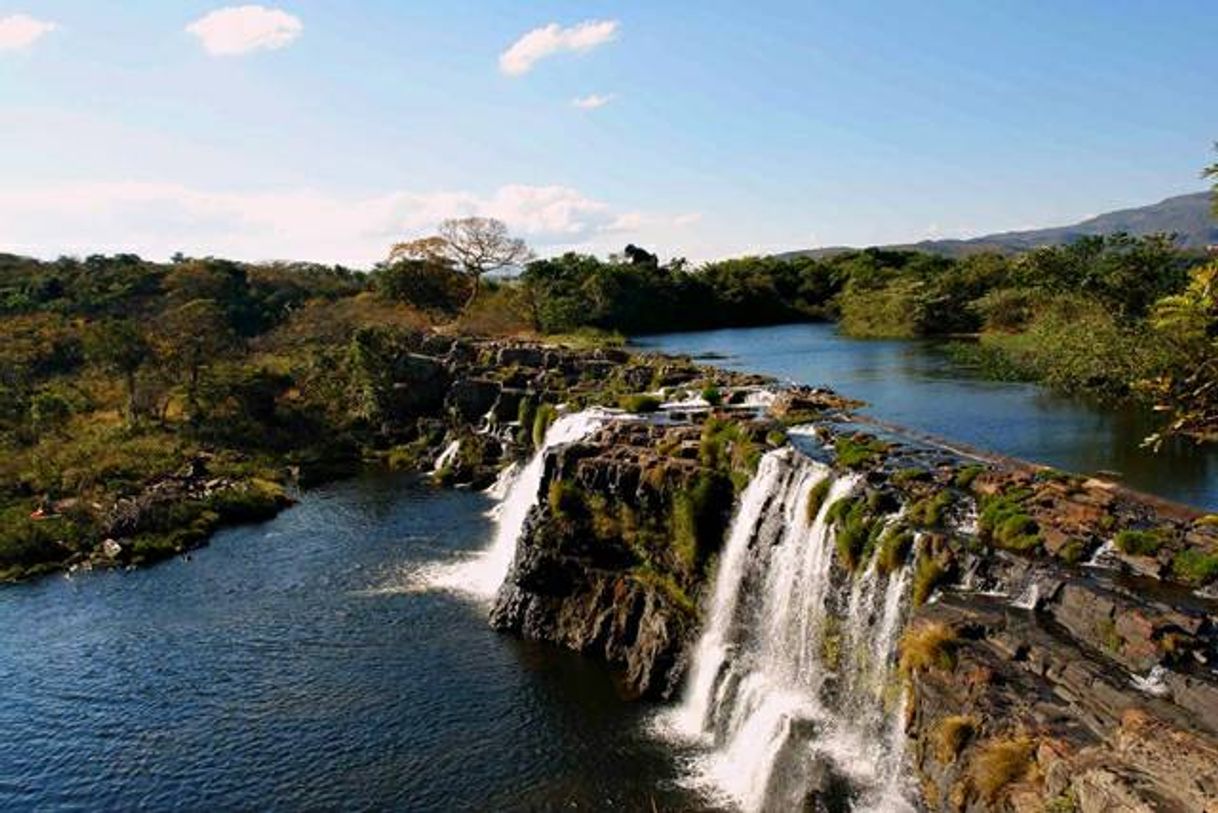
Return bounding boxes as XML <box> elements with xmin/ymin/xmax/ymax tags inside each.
<box><xmin>658</xmin><ymin>449</ymin><xmax>916</xmax><ymax>812</ymax></box>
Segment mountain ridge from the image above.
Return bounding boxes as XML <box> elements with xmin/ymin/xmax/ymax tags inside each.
<box><xmin>782</xmin><ymin>191</ymin><xmax>1216</xmax><ymax>259</ymax></box>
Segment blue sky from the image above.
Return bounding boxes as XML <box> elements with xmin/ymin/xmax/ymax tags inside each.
<box><xmin>2</xmin><ymin>1</ymin><xmax>1215</xmax><ymax>265</ymax></box>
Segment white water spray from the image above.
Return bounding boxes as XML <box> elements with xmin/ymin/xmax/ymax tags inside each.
<box><xmin>661</xmin><ymin>450</ymin><xmax>916</xmax><ymax>812</ymax></box>
<box><xmin>419</xmin><ymin>410</ymin><xmax>607</xmax><ymax>600</ymax></box>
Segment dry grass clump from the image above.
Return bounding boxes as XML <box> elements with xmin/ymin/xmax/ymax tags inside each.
<box><xmin>968</xmin><ymin>735</ymin><xmax>1036</xmax><ymax>802</ymax></box>
<box><xmin>934</xmin><ymin>715</ymin><xmax>978</xmax><ymax>763</ymax></box>
<box><xmin>899</xmin><ymin>621</ymin><xmax>958</xmax><ymax>674</ymax></box>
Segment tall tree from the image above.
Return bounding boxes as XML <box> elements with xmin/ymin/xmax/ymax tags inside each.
<box><xmin>389</xmin><ymin>218</ymin><xmax>533</xmax><ymax>312</ymax></box>
<box><xmin>85</xmin><ymin>320</ymin><xmax>148</xmax><ymax>422</ymax></box>
<box><xmin>157</xmin><ymin>299</ymin><xmax>237</xmax><ymax>419</ymax></box>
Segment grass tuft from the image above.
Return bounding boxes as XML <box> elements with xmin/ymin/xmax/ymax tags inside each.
<box><xmin>899</xmin><ymin>621</ymin><xmax>958</xmax><ymax>674</ymax></box>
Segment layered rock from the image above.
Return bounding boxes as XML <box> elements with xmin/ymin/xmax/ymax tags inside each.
<box><xmin>478</xmin><ymin>386</ymin><xmax>1218</xmax><ymax>810</ymax></box>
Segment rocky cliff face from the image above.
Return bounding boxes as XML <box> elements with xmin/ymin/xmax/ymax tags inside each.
<box><xmin>478</xmin><ymin>373</ymin><xmax>1218</xmax><ymax>811</ymax></box>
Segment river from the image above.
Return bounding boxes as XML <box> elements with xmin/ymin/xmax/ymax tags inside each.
<box><xmin>0</xmin><ymin>473</ymin><xmax>703</xmax><ymax>811</ymax></box>
<box><xmin>4</xmin><ymin>324</ymin><xmax>1214</xmax><ymax>812</ymax></box>
<box><xmin>634</xmin><ymin>323</ymin><xmax>1218</xmax><ymax>511</ymax></box>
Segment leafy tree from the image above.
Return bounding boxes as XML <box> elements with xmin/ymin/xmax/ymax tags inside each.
<box><xmin>85</xmin><ymin>320</ymin><xmax>149</xmax><ymax>422</ymax></box>
<box><xmin>157</xmin><ymin>299</ymin><xmax>237</xmax><ymax>419</ymax></box>
<box><xmin>390</xmin><ymin>218</ymin><xmax>533</xmax><ymax>312</ymax></box>
<box><xmin>374</xmin><ymin>259</ymin><xmax>469</xmax><ymax>314</ymax></box>
<box><xmin>1143</xmin><ymin>261</ymin><xmax>1218</xmax><ymax>443</ymax></box>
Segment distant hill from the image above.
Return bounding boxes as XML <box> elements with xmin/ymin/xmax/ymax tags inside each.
<box><xmin>784</xmin><ymin>191</ymin><xmax>1217</xmax><ymax>259</ymax></box>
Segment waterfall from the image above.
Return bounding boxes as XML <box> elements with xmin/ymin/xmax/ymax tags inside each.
<box><xmin>662</xmin><ymin>449</ymin><xmax>916</xmax><ymax>812</ymax></box>
<box><xmin>431</xmin><ymin>440</ymin><xmax>461</xmax><ymax>474</ymax></box>
<box><xmin>418</xmin><ymin>409</ymin><xmax>606</xmax><ymax>600</ymax></box>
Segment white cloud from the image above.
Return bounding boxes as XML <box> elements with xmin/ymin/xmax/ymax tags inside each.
<box><xmin>500</xmin><ymin>19</ymin><xmax>618</xmax><ymax>76</ymax></box>
<box><xmin>0</xmin><ymin>181</ymin><xmax>634</xmax><ymax>266</ymax></box>
<box><xmin>673</xmin><ymin>212</ymin><xmax>703</xmax><ymax>227</ymax></box>
<box><xmin>0</xmin><ymin>14</ymin><xmax>57</xmax><ymax>51</ymax></box>
<box><xmin>186</xmin><ymin>5</ymin><xmax>302</xmax><ymax>56</ymax></box>
<box><xmin>573</xmin><ymin>93</ymin><xmax>616</xmax><ymax>110</ymax></box>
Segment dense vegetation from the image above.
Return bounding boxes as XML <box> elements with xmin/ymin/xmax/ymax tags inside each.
<box><xmin>3</xmin><ymin>173</ymin><xmax>1216</xmax><ymax>579</ymax></box>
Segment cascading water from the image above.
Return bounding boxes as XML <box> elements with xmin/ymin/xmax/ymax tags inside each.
<box><xmin>662</xmin><ymin>448</ymin><xmax>916</xmax><ymax>812</ymax></box>
<box><xmin>418</xmin><ymin>409</ymin><xmax>607</xmax><ymax>600</ymax></box>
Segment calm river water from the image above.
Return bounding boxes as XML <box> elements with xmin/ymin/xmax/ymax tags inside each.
<box><xmin>0</xmin><ymin>474</ymin><xmax>703</xmax><ymax>811</ymax></box>
<box><xmin>636</xmin><ymin>323</ymin><xmax>1217</xmax><ymax>510</ymax></box>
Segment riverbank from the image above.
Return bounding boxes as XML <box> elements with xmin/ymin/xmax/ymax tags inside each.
<box><xmin>1</xmin><ymin>335</ymin><xmax>766</xmax><ymax>583</ymax></box>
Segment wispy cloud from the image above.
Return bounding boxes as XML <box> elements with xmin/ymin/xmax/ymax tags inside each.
<box><xmin>500</xmin><ymin>19</ymin><xmax>618</xmax><ymax>76</ymax></box>
<box><xmin>673</xmin><ymin>212</ymin><xmax>703</xmax><ymax>227</ymax></box>
<box><xmin>186</xmin><ymin>5</ymin><xmax>303</xmax><ymax>56</ymax></box>
<box><xmin>573</xmin><ymin>93</ymin><xmax>616</xmax><ymax>110</ymax></box>
<box><xmin>0</xmin><ymin>14</ymin><xmax>57</xmax><ymax>51</ymax></box>
<box><xmin>0</xmin><ymin>181</ymin><xmax>635</xmax><ymax>265</ymax></box>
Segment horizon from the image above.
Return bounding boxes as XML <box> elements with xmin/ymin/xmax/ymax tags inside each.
<box><xmin>3</xmin><ymin>2</ymin><xmax>1216</xmax><ymax>265</ymax></box>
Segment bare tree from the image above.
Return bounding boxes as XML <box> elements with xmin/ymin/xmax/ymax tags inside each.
<box><xmin>389</xmin><ymin>217</ymin><xmax>533</xmax><ymax>312</ymax></box>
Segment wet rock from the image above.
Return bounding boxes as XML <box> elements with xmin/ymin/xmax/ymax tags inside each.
<box><xmin>446</xmin><ymin>378</ymin><xmax>501</xmax><ymax>422</ymax></box>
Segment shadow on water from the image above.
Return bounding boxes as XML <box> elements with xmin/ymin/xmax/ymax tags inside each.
<box><xmin>634</xmin><ymin>323</ymin><xmax>1217</xmax><ymax>510</ymax></box>
<box><xmin>0</xmin><ymin>472</ymin><xmax>709</xmax><ymax>811</ymax></box>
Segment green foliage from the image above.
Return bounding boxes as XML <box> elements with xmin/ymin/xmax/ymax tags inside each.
<box><xmin>1114</xmin><ymin>528</ymin><xmax>1166</xmax><ymax>556</ymax></box>
<box><xmin>699</xmin><ymin>418</ymin><xmax>761</xmax><ymax>486</ymax></box>
<box><xmin>954</xmin><ymin>464</ymin><xmax>985</xmax><ymax>489</ymax></box>
<box><xmin>532</xmin><ymin>403</ymin><xmax>558</xmax><ymax>448</ymax></box>
<box><xmin>912</xmin><ymin>553</ymin><xmax>949</xmax><ymax>607</ymax></box>
<box><xmin>1056</xmin><ymin>538</ymin><xmax>1088</xmax><ymax>565</ymax></box>
<box><xmin>907</xmin><ymin>490</ymin><xmax>953</xmax><ymax>528</ymax></box>
<box><xmin>373</xmin><ymin>259</ymin><xmax>468</xmax><ymax>314</ymax></box>
<box><xmin>978</xmin><ymin>491</ymin><xmax>1041</xmax><ymax>552</ymax></box>
<box><xmin>547</xmin><ymin>480</ymin><xmax>588</xmax><ymax>522</ymax></box>
<box><xmin>876</xmin><ymin>528</ymin><xmax>913</xmax><ymax>574</ymax></box>
<box><xmin>833</xmin><ymin>434</ymin><xmax>888</xmax><ymax>469</ymax></box>
<box><xmin>701</xmin><ymin>386</ymin><xmax>723</xmax><ymax>406</ymax></box>
<box><xmin>670</xmin><ymin>472</ymin><xmax>735</xmax><ymax>574</ymax></box>
<box><xmin>1170</xmin><ymin>548</ymin><xmax>1218</xmax><ymax>585</ymax></box>
<box><xmin>829</xmin><ymin>496</ymin><xmax>879</xmax><ymax>572</ymax></box>
<box><xmin>521</xmin><ymin>250</ymin><xmax>840</xmax><ymax>334</ymax></box>
<box><xmin>805</xmin><ymin>479</ymin><xmax>832</xmax><ymax>524</ymax></box>
<box><xmin>619</xmin><ymin>394</ymin><xmax>663</xmax><ymax>414</ymax></box>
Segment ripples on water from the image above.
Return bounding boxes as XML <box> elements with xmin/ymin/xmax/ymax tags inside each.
<box><xmin>0</xmin><ymin>473</ymin><xmax>705</xmax><ymax>811</ymax></box>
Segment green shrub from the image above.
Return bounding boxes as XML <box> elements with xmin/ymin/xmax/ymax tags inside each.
<box><xmin>877</xmin><ymin>528</ymin><xmax>913</xmax><ymax>574</ymax></box>
<box><xmin>619</xmin><ymin>394</ymin><xmax>662</xmax><ymax>414</ymax></box>
<box><xmin>912</xmin><ymin>554</ymin><xmax>948</xmax><ymax>607</ymax></box>
<box><xmin>670</xmin><ymin>472</ymin><xmax>734</xmax><ymax>574</ymax></box>
<box><xmin>892</xmin><ymin>467</ymin><xmax>928</xmax><ymax>486</ymax></box>
<box><xmin>907</xmin><ymin>490</ymin><xmax>953</xmax><ymax>528</ymax></box>
<box><xmin>979</xmin><ymin>492</ymin><xmax>1040</xmax><ymax>552</ymax></box>
<box><xmin>954</xmin><ymin>464</ymin><xmax>985</xmax><ymax>489</ymax></box>
<box><xmin>701</xmin><ymin>386</ymin><xmax>723</xmax><ymax>406</ymax></box>
<box><xmin>532</xmin><ymin>403</ymin><xmax>558</xmax><ymax>448</ymax></box>
<box><xmin>805</xmin><ymin>479</ymin><xmax>832</xmax><ymax>525</ymax></box>
<box><xmin>833</xmin><ymin>435</ymin><xmax>888</xmax><ymax>469</ymax></box>
<box><xmin>1170</xmin><ymin>548</ymin><xmax>1218</xmax><ymax>585</ymax></box>
<box><xmin>1114</xmin><ymin>528</ymin><xmax>1166</xmax><ymax>556</ymax></box>
<box><xmin>547</xmin><ymin>480</ymin><xmax>587</xmax><ymax>521</ymax></box>
<box><xmin>1056</xmin><ymin>538</ymin><xmax>1088</xmax><ymax>565</ymax></box>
